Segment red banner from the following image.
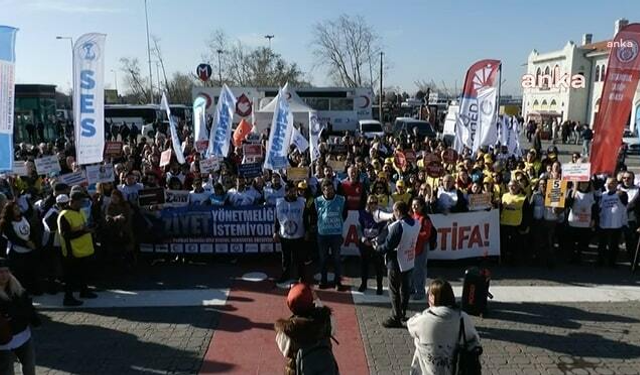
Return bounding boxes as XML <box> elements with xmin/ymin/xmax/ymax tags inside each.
<box><xmin>591</xmin><ymin>24</ymin><xmax>640</xmax><ymax>175</ymax></box>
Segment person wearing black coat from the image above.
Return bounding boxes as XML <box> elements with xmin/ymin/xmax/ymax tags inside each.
<box><xmin>0</xmin><ymin>258</ymin><xmax>40</xmax><ymax>375</ymax></box>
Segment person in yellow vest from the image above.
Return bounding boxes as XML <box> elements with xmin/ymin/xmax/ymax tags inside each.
<box><xmin>57</xmin><ymin>191</ymin><xmax>97</xmax><ymax>307</ymax></box>
<box><xmin>391</xmin><ymin>180</ymin><xmax>412</xmax><ymax>205</ymax></box>
<box><xmin>500</xmin><ymin>180</ymin><xmax>532</xmax><ymax>265</ymax></box>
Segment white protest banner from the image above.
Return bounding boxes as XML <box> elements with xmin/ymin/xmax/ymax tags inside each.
<box><xmin>73</xmin><ymin>33</ymin><xmax>106</xmax><ymax>165</ymax></box>
<box><xmin>160</xmin><ymin>149</ymin><xmax>172</xmax><ymax>167</ymax></box>
<box><xmin>58</xmin><ymin>171</ymin><xmax>88</xmax><ymax>186</ymax></box>
<box><xmin>562</xmin><ymin>163</ymin><xmax>591</xmax><ymax>182</ymax></box>
<box><xmin>309</xmin><ymin>111</ymin><xmax>323</xmax><ymax>163</ymax></box>
<box><xmin>160</xmin><ymin>92</ymin><xmax>185</xmax><ymax>164</ymax></box>
<box><xmin>468</xmin><ymin>193</ymin><xmax>492</xmax><ymax>211</ymax></box>
<box><xmin>0</xmin><ymin>26</ymin><xmax>17</xmax><ymax>173</ymax></box>
<box><xmin>199</xmin><ymin>157</ymin><xmax>220</xmax><ymax>173</ymax></box>
<box><xmin>193</xmin><ymin>95</ymin><xmax>208</xmax><ymax>151</ymax></box>
<box><xmin>292</xmin><ymin>127</ymin><xmax>309</xmax><ymax>152</ymax></box>
<box><xmin>428</xmin><ymin>209</ymin><xmax>500</xmax><ymax>260</ymax></box>
<box><xmin>11</xmin><ymin>161</ymin><xmax>27</xmax><ymax>176</ymax></box>
<box><xmin>35</xmin><ymin>155</ymin><xmax>61</xmax><ymax>175</ymax></box>
<box><xmin>86</xmin><ymin>163</ymin><xmax>114</xmax><ymax>184</ymax></box>
<box><xmin>165</xmin><ymin>189</ymin><xmax>189</xmax><ymax>207</ymax></box>
<box><xmin>264</xmin><ymin>83</ymin><xmax>294</xmax><ymax>170</ymax></box>
<box><xmin>287</xmin><ymin>167</ymin><xmax>309</xmax><ymax>181</ymax></box>
<box><xmin>207</xmin><ymin>84</ymin><xmax>236</xmax><ymax>158</ymax></box>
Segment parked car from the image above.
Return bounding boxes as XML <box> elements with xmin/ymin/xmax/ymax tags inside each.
<box><xmin>393</xmin><ymin>117</ymin><xmax>437</xmax><ymax>139</ymax></box>
<box><xmin>358</xmin><ymin>119</ymin><xmax>385</xmax><ymax>139</ymax></box>
<box><xmin>622</xmin><ymin>129</ymin><xmax>640</xmax><ymax>155</ymax></box>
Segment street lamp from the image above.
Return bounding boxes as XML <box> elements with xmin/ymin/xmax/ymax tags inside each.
<box><xmin>216</xmin><ymin>49</ymin><xmax>224</xmax><ymax>84</ymax></box>
<box><xmin>264</xmin><ymin>34</ymin><xmax>274</xmax><ymax>49</ymax></box>
<box><xmin>144</xmin><ymin>0</ymin><xmax>153</xmax><ymax>104</ymax></box>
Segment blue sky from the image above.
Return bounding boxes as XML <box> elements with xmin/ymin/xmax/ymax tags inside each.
<box><xmin>1</xmin><ymin>0</ymin><xmax>638</xmax><ymax>96</ymax></box>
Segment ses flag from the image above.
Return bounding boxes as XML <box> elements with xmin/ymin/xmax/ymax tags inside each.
<box><xmin>207</xmin><ymin>84</ymin><xmax>236</xmax><ymax>158</ymax></box>
<box><xmin>160</xmin><ymin>93</ymin><xmax>185</xmax><ymax>164</ymax></box>
<box><xmin>309</xmin><ymin>111</ymin><xmax>323</xmax><ymax>162</ymax></box>
<box><xmin>73</xmin><ymin>33</ymin><xmax>106</xmax><ymax>165</ymax></box>
<box><xmin>454</xmin><ymin>59</ymin><xmax>501</xmax><ymax>153</ymax></box>
<box><xmin>590</xmin><ymin>24</ymin><xmax>640</xmax><ymax>175</ymax></box>
<box><xmin>0</xmin><ymin>26</ymin><xmax>17</xmax><ymax>173</ymax></box>
<box><xmin>193</xmin><ymin>95</ymin><xmax>208</xmax><ymax>151</ymax></box>
<box><xmin>292</xmin><ymin>127</ymin><xmax>309</xmax><ymax>152</ymax></box>
<box><xmin>264</xmin><ymin>83</ymin><xmax>294</xmax><ymax>170</ymax></box>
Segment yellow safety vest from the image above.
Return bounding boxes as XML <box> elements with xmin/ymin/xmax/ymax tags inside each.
<box><xmin>58</xmin><ymin>209</ymin><xmax>94</xmax><ymax>258</ymax></box>
<box><xmin>500</xmin><ymin>193</ymin><xmax>526</xmax><ymax>226</ymax></box>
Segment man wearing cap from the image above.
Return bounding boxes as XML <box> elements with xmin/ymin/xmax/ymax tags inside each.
<box><xmin>274</xmin><ymin>182</ymin><xmax>310</xmax><ymax>283</ymax></box>
<box><xmin>376</xmin><ymin>201</ymin><xmax>421</xmax><ymax>328</ymax></box>
<box><xmin>58</xmin><ymin>192</ymin><xmax>98</xmax><ymax>306</ymax></box>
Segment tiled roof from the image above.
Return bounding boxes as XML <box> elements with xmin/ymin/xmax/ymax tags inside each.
<box><xmin>581</xmin><ymin>40</ymin><xmax>610</xmax><ymax>53</ymax></box>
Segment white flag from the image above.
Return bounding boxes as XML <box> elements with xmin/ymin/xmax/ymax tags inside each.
<box><xmin>207</xmin><ymin>84</ymin><xmax>236</xmax><ymax>158</ymax></box>
<box><xmin>292</xmin><ymin>127</ymin><xmax>309</xmax><ymax>152</ymax></box>
<box><xmin>474</xmin><ymin>86</ymin><xmax>499</xmax><ymax>150</ymax></box>
<box><xmin>498</xmin><ymin>115</ymin><xmax>508</xmax><ymax>146</ymax></box>
<box><xmin>193</xmin><ymin>95</ymin><xmax>208</xmax><ymax>151</ymax></box>
<box><xmin>160</xmin><ymin>92</ymin><xmax>185</xmax><ymax>164</ymax></box>
<box><xmin>508</xmin><ymin>116</ymin><xmax>521</xmax><ymax>156</ymax></box>
<box><xmin>309</xmin><ymin>111</ymin><xmax>323</xmax><ymax>162</ymax></box>
<box><xmin>73</xmin><ymin>33</ymin><xmax>106</xmax><ymax>165</ymax></box>
<box><xmin>264</xmin><ymin>83</ymin><xmax>294</xmax><ymax>170</ymax></box>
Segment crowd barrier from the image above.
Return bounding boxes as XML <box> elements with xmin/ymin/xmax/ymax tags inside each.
<box><xmin>139</xmin><ymin>205</ymin><xmax>501</xmax><ymax>260</ymax></box>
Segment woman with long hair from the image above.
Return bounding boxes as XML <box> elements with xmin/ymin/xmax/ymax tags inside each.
<box><xmin>0</xmin><ymin>202</ymin><xmax>39</xmax><ymax>295</ymax></box>
<box><xmin>407</xmin><ymin>279</ymin><xmax>480</xmax><ymax>375</ymax></box>
<box><xmin>0</xmin><ymin>258</ymin><xmax>40</xmax><ymax>375</ymax></box>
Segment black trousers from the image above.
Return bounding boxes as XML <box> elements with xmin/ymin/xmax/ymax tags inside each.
<box><xmin>566</xmin><ymin>226</ymin><xmax>592</xmax><ymax>262</ymax></box>
<box><xmin>359</xmin><ymin>244</ymin><xmax>384</xmax><ymax>289</ymax></box>
<box><xmin>388</xmin><ymin>261</ymin><xmax>412</xmax><ymax>321</ymax></box>
<box><xmin>63</xmin><ymin>256</ymin><xmax>90</xmax><ymax>295</ymax></box>
<box><xmin>8</xmin><ymin>250</ymin><xmax>39</xmax><ymax>294</ymax></box>
<box><xmin>598</xmin><ymin>228</ymin><xmax>622</xmax><ymax>266</ymax></box>
<box><xmin>500</xmin><ymin>225</ymin><xmax>523</xmax><ymax>265</ymax></box>
<box><xmin>624</xmin><ymin>221</ymin><xmax>639</xmax><ymax>259</ymax></box>
<box><xmin>280</xmin><ymin>237</ymin><xmax>309</xmax><ymax>282</ymax></box>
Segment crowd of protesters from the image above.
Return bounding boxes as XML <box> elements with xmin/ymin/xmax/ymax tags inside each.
<box><xmin>0</xmin><ymin>114</ymin><xmax>638</xmax><ymax>310</ymax></box>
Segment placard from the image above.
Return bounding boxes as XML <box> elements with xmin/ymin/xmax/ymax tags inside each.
<box><xmin>58</xmin><ymin>171</ymin><xmax>88</xmax><ymax>186</ymax></box>
<box><xmin>404</xmin><ymin>150</ymin><xmax>416</xmax><ymax>164</ymax></box>
<box><xmin>11</xmin><ymin>161</ymin><xmax>28</xmax><ymax>177</ymax></box>
<box><xmin>468</xmin><ymin>193</ymin><xmax>492</xmax><ymax>211</ymax></box>
<box><xmin>160</xmin><ymin>149</ymin><xmax>172</xmax><ymax>167</ymax></box>
<box><xmin>441</xmin><ymin>149</ymin><xmax>458</xmax><ymax>164</ymax></box>
<box><xmin>329</xmin><ymin>144</ymin><xmax>347</xmax><ymax>155</ymax></box>
<box><xmin>238</xmin><ymin>163</ymin><xmax>263</xmax><ymax>179</ymax></box>
<box><xmin>195</xmin><ymin>140</ymin><xmax>209</xmax><ymax>152</ymax></box>
<box><xmin>138</xmin><ymin>187</ymin><xmax>166</xmax><ymax>206</ymax></box>
<box><xmin>287</xmin><ymin>167</ymin><xmax>309</xmax><ymax>181</ymax></box>
<box><xmin>199</xmin><ymin>157</ymin><xmax>220</xmax><ymax>173</ymax></box>
<box><xmin>328</xmin><ymin>159</ymin><xmax>346</xmax><ymax>172</ymax></box>
<box><xmin>426</xmin><ymin>161</ymin><xmax>445</xmax><ymax>178</ymax></box>
<box><xmin>103</xmin><ymin>141</ymin><xmax>123</xmax><ymax>158</ymax></box>
<box><xmin>165</xmin><ymin>189</ymin><xmax>189</xmax><ymax>207</ymax></box>
<box><xmin>86</xmin><ymin>164</ymin><xmax>115</xmax><ymax>184</ymax></box>
<box><xmin>562</xmin><ymin>163</ymin><xmax>591</xmax><ymax>182</ymax></box>
<box><xmin>243</xmin><ymin>144</ymin><xmax>262</xmax><ymax>163</ymax></box>
<box><xmin>34</xmin><ymin>156</ymin><xmax>61</xmax><ymax>175</ymax></box>
<box><xmin>545</xmin><ymin>179</ymin><xmax>568</xmax><ymax>208</ymax></box>
<box><xmin>423</xmin><ymin>153</ymin><xmax>441</xmax><ymax>164</ymax></box>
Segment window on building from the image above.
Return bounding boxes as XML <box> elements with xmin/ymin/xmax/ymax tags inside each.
<box><xmin>595</xmin><ymin>65</ymin><xmax>600</xmax><ymax>82</ymax></box>
<box><xmin>543</xmin><ymin>66</ymin><xmax>551</xmax><ymax>88</ymax></box>
<box><xmin>553</xmin><ymin>64</ymin><xmax>559</xmax><ymax>83</ymax></box>
<box><xmin>542</xmin><ymin>99</ymin><xmax>548</xmax><ymax>109</ymax></box>
<box><xmin>550</xmin><ymin>99</ymin><xmax>557</xmax><ymax>109</ymax></box>
<box><xmin>536</xmin><ymin>67</ymin><xmax>541</xmax><ymax>83</ymax></box>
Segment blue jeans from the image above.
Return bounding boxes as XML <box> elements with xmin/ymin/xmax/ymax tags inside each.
<box><xmin>412</xmin><ymin>249</ymin><xmax>428</xmax><ymax>297</ymax></box>
<box><xmin>317</xmin><ymin>235</ymin><xmax>343</xmax><ymax>284</ymax></box>
<box><xmin>582</xmin><ymin>139</ymin><xmax>591</xmax><ymax>157</ymax></box>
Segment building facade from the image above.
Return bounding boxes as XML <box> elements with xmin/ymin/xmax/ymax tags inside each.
<box><xmin>14</xmin><ymin>84</ymin><xmax>59</xmax><ymax>144</ymax></box>
<box><xmin>522</xmin><ymin>19</ymin><xmax>640</xmax><ymax>132</ymax></box>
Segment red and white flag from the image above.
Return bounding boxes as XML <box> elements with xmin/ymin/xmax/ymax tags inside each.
<box><xmin>590</xmin><ymin>23</ymin><xmax>640</xmax><ymax>175</ymax></box>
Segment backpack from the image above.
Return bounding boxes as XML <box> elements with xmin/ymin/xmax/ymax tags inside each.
<box><xmin>295</xmin><ymin>340</ymin><xmax>339</xmax><ymax>375</ymax></box>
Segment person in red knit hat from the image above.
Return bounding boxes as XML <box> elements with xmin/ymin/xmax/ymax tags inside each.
<box><xmin>274</xmin><ymin>283</ymin><xmax>339</xmax><ymax>375</ymax></box>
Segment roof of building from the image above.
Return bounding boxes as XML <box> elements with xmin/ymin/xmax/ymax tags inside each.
<box><xmin>580</xmin><ymin>40</ymin><xmax>611</xmax><ymax>53</ymax></box>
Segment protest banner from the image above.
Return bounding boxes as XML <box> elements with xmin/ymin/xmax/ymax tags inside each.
<box><xmin>238</xmin><ymin>162</ymin><xmax>263</xmax><ymax>178</ymax></box>
<box><xmin>103</xmin><ymin>141</ymin><xmax>123</xmax><ymax>158</ymax></box>
<box><xmin>199</xmin><ymin>157</ymin><xmax>220</xmax><ymax>173</ymax></box>
<box><xmin>0</xmin><ymin>26</ymin><xmax>17</xmax><ymax>173</ymax></box>
<box><xmin>165</xmin><ymin>190</ymin><xmax>189</xmax><ymax>207</ymax></box>
<box><xmin>562</xmin><ymin>163</ymin><xmax>591</xmax><ymax>182</ymax></box>
<box><xmin>58</xmin><ymin>171</ymin><xmax>88</xmax><ymax>186</ymax></box>
<box><xmin>243</xmin><ymin>144</ymin><xmax>262</xmax><ymax>163</ymax></box>
<box><xmin>426</xmin><ymin>161</ymin><xmax>445</xmax><ymax>178</ymax></box>
<box><xmin>73</xmin><ymin>33</ymin><xmax>106</xmax><ymax>165</ymax></box>
<box><xmin>545</xmin><ymin>179</ymin><xmax>568</xmax><ymax>208</ymax></box>
<box><xmin>34</xmin><ymin>156</ymin><xmax>61</xmax><ymax>175</ymax></box>
<box><xmin>139</xmin><ymin>205</ymin><xmax>276</xmax><ymax>254</ymax></box>
<box><xmin>11</xmin><ymin>161</ymin><xmax>27</xmax><ymax>177</ymax></box>
<box><xmin>328</xmin><ymin>159</ymin><xmax>346</xmax><ymax>173</ymax></box>
<box><xmin>404</xmin><ymin>150</ymin><xmax>417</xmax><ymax>164</ymax></box>
<box><xmin>468</xmin><ymin>193</ymin><xmax>492</xmax><ymax>211</ymax></box>
<box><xmin>86</xmin><ymin>164</ymin><xmax>114</xmax><ymax>184</ymax></box>
<box><xmin>138</xmin><ymin>187</ymin><xmax>166</xmax><ymax>206</ymax></box>
<box><xmin>287</xmin><ymin>167</ymin><xmax>309</xmax><ymax>181</ymax></box>
<box><xmin>160</xmin><ymin>149</ymin><xmax>172</xmax><ymax>167</ymax></box>
<box><xmin>427</xmin><ymin>209</ymin><xmax>501</xmax><ymax>260</ymax></box>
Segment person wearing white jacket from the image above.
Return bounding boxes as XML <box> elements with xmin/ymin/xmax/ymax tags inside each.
<box><xmin>407</xmin><ymin>279</ymin><xmax>481</xmax><ymax>375</ymax></box>
<box><xmin>597</xmin><ymin>177</ymin><xmax>628</xmax><ymax>267</ymax></box>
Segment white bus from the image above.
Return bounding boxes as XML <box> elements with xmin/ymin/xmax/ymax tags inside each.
<box><xmin>104</xmin><ymin>104</ymin><xmax>161</xmax><ymax>130</ymax></box>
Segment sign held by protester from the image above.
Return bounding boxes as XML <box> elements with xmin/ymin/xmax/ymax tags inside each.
<box><xmin>441</xmin><ymin>149</ymin><xmax>458</xmax><ymax>164</ymax></box>
<box><xmin>468</xmin><ymin>193</ymin><xmax>492</xmax><ymax>211</ymax></box>
<box><xmin>238</xmin><ymin>162</ymin><xmax>263</xmax><ymax>178</ymax></box>
<box><xmin>160</xmin><ymin>149</ymin><xmax>172</xmax><ymax>167</ymax></box>
<box><xmin>287</xmin><ymin>167</ymin><xmax>309</xmax><ymax>181</ymax></box>
<box><xmin>11</xmin><ymin>161</ymin><xmax>27</xmax><ymax>177</ymax></box>
<box><xmin>426</xmin><ymin>161</ymin><xmax>445</xmax><ymax>178</ymax></box>
<box><xmin>562</xmin><ymin>163</ymin><xmax>591</xmax><ymax>182</ymax></box>
<box><xmin>545</xmin><ymin>179</ymin><xmax>568</xmax><ymax>208</ymax></box>
<box><xmin>199</xmin><ymin>157</ymin><xmax>220</xmax><ymax>173</ymax></box>
<box><xmin>328</xmin><ymin>159</ymin><xmax>346</xmax><ymax>173</ymax></box>
<box><xmin>58</xmin><ymin>171</ymin><xmax>88</xmax><ymax>186</ymax></box>
<box><xmin>164</xmin><ymin>189</ymin><xmax>189</xmax><ymax>207</ymax></box>
<box><xmin>34</xmin><ymin>156</ymin><xmax>61</xmax><ymax>175</ymax></box>
<box><xmin>86</xmin><ymin>163</ymin><xmax>114</xmax><ymax>184</ymax></box>
<box><xmin>138</xmin><ymin>187</ymin><xmax>166</xmax><ymax>206</ymax></box>
<box><xmin>103</xmin><ymin>141</ymin><xmax>123</xmax><ymax>158</ymax></box>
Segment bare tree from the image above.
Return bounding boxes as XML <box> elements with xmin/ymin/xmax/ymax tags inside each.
<box><xmin>311</xmin><ymin>14</ymin><xmax>381</xmax><ymax>87</ymax></box>
<box><xmin>119</xmin><ymin>57</ymin><xmax>150</xmax><ymax>104</ymax></box>
<box><xmin>151</xmin><ymin>35</ymin><xmax>170</xmax><ymax>93</ymax></box>
<box><xmin>167</xmin><ymin>72</ymin><xmax>196</xmax><ymax>104</ymax></box>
